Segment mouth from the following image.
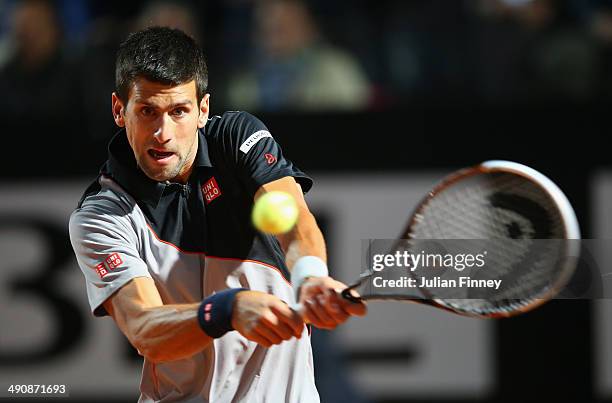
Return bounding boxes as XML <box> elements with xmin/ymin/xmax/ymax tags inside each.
<box><xmin>148</xmin><ymin>149</ymin><xmax>176</xmax><ymax>162</ymax></box>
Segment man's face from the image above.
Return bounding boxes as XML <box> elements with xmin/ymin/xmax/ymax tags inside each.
<box><xmin>112</xmin><ymin>78</ymin><xmax>209</xmax><ymax>183</ymax></box>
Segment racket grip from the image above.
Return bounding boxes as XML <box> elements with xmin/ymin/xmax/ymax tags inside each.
<box><xmin>341</xmin><ymin>287</ymin><xmax>363</xmax><ymax>303</ymax></box>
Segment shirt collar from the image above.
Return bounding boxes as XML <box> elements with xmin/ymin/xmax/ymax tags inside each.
<box><xmin>104</xmin><ymin>128</ymin><xmax>212</xmax><ymax>207</ymax></box>
<box><xmin>194</xmin><ymin>126</ymin><xmax>213</xmax><ymax>168</ymax></box>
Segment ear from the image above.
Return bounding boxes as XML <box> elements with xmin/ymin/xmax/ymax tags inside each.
<box><xmin>111</xmin><ymin>92</ymin><xmax>126</xmax><ymax>128</ymax></box>
<box><xmin>197</xmin><ymin>94</ymin><xmax>210</xmax><ymax>129</ymax></box>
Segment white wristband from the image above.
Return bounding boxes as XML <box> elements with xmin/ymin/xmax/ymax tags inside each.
<box><xmin>290</xmin><ymin>256</ymin><xmax>328</xmax><ymax>299</ymax></box>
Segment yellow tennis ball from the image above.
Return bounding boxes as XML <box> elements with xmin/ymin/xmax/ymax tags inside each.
<box><xmin>252</xmin><ymin>191</ymin><xmax>299</xmax><ymax>235</ymax></box>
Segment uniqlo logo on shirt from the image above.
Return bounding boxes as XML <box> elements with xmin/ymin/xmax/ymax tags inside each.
<box><xmin>95</xmin><ymin>262</ymin><xmax>109</xmax><ymax>278</ymax></box>
<box><xmin>105</xmin><ymin>253</ymin><xmax>123</xmax><ymax>269</ymax></box>
<box><xmin>95</xmin><ymin>253</ymin><xmax>123</xmax><ymax>278</ymax></box>
<box><xmin>202</xmin><ymin>177</ymin><xmax>222</xmax><ymax>204</ymax></box>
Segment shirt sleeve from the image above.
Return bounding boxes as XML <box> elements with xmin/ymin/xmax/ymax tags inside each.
<box><xmin>220</xmin><ymin>111</ymin><xmax>313</xmax><ymax>195</ymax></box>
<box><xmin>69</xmin><ymin>201</ymin><xmax>151</xmax><ymax>317</ymax></box>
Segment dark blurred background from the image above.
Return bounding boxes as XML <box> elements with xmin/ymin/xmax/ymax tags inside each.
<box><xmin>0</xmin><ymin>0</ymin><xmax>611</xmax><ymax>402</ymax></box>
<box><xmin>2</xmin><ymin>0</ymin><xmax>612</xmax><ymax>173</ymax></box>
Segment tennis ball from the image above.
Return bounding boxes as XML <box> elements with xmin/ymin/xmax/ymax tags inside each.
<box><xmin>252</xmin><ymin>191</ymin><xmax>299</xmax><ymax>235</ymax></box>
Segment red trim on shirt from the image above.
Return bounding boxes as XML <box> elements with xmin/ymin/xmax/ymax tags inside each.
<box><xmin>205</xmin><ymin>254</ymin><xmax>292</xmax><ymax>288</ymax></box>
<box><xmin>144</xmin><ymin>222</ymin><xmax>293</xmax><ymax>287</ymax></box>
<box><xmin>145</xmin><ymin>222</ymin><xmax>203</xmax><ymax>256</ymax></box>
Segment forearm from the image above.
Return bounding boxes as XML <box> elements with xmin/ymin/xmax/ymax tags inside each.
<box><xmin>279</xmin><ymin>206</ymin><xmax>327</xmax><ymax>269</ymax></box>
<box><xmin>116</xmin><ymin>302</ymin><xmax>212</xmax><ymax>363</ymax></box>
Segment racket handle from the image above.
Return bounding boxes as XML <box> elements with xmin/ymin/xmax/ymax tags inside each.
<box><xmin>341</xmin><ymin>287</ymin><xmax>363</xmax><ymax>303</ymax></box>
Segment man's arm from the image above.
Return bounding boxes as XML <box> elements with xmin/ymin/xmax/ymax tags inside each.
<box><xmin>255</xmin><ymin>176</ymin><xmax>325</xmax><ymax>266</ymax></box>
<box><xmin>255</xmin><ymin>177</ymin><xmax>367</xmax><ymax>329</ymax></box>
<box><xmin>103</xmin><ymin>277</ymin><xmax>304</xmax><ymax>363</ymax></box>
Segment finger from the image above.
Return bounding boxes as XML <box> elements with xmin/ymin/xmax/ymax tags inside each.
<box><xmin>322</xmin><ymin>289</ymin><xmax>350</xmax><ymax>323</ymax></box>
<box><xmin>243</xmin><ymin>331</ymin><xmax>273</xmax><ymax>348</ymax></box>
<box><xmin>271</xmin><ymin>304</ymin><xmax>304</xmax><ymax>337</ymax></box>
<box><xmin>253</xmin><ymin>324</ymin><xmax>283</xmax><ymax>346</ymax></box>
<box><xmin>277</xmin><ymin>322</ymin><xmax>299</xmax><ymax>340</ymax></box>
<box><xmin>259</xmin><ymin>311</ymin><xmax>294</xmax><ymax>341</ymax></box>
<box><xmin>306</xmin><ymin>297</ymin><xmax>336</xmax><ymax>329</ymax></box>
<box><xmin>269</xmin><ymin>319</ymin><xmax>297</xmax><ymax>341</ymax></box>
<box><xmin>303</xmin><ymin>302</ymin><xmax>333</xmax><ymax>329</ymax></box>
<box><xmin>344</xmin><ymin>300</ymin><xmax>367</xmax><ymax>316</ymax></box>
<box><xmin>315</xmin><ymin>293</ymin><xmax>340</xmax><ymax>325</ymax></box>
<box><xmin>301</xmin><ymin>299</ymin><xmax>325</xmax><ymax>327</ymax></box>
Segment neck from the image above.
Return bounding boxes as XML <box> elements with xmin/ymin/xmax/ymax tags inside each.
<box><xmin>172</xmin><ymin>134</ymin><xmax>199</xmax><ymax>184</ymax></box>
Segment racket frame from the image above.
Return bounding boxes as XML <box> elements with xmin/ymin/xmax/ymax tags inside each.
<box><xmin>342</xmin><ymin>160</ymin><xmax>581</xmax><ymax>318</ymax></box>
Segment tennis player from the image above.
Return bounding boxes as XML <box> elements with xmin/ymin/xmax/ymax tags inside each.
<box><xmin>68</xmin><ymin>27</ymin><xmax>365</xmax><ymax>402</ymax></box>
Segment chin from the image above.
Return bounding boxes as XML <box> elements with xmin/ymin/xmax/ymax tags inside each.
<box><xmin>141</xmin><ymin>166</ymin><xmax>176</xmax><ymax>182</ymax></box>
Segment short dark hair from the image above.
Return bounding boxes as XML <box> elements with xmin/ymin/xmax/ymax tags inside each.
<box><xmin>115</xmin><ymin>26</ymin><xmax>208</xmax><ymax>103</ymax></box>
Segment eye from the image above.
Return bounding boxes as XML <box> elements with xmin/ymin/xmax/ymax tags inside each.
<box><xmin>171</xmin><ymin>108</ymin><xmax>188</xmax><ymax>117</ymax></box>
<box><xmin>141</xmin><ymin>106</ymin><xmax>155</xmax><ymax>117</ymax></box>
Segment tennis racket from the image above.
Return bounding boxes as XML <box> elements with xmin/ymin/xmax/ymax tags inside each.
<box><xmin>309</xmin><ymin>160</ymin><xmax>581</xmax><ymax>318</ymax></box>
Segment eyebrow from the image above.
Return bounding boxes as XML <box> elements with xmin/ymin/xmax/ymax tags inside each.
<box><xmin>135</xmin><ymin>100</ymin><xmax>194</xmax><ymax>108</ymax></box>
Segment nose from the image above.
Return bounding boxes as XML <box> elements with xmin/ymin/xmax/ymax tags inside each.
<box><xmin>153</xmin><ymin>115</ymin><xmax>173</xmax><ymax>144</ymax></box>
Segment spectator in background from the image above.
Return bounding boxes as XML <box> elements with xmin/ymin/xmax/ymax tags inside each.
<box><xmin>74</xmin><ymin>3</ymin><xmax>131</xmax><ymax>148</ymax></box>
<box><xmin>133</xmin><ymin>0</ymin><xmax>200</xmax><ymax>41</ymax></box>
<box><xmin>0</xmin><ymin>0</ymin><xmax>85</xmax><ymax>175</ymax></box>
<box><xmin>76</xmin><ymin>1</ymin><xmax>202</xmax><ymax>148</ymax></box>
<box><xmin>470</xmin><ymin>0</ymin><xmax>599</xmax><ymax>102</ymax></box>
<box><xmin>588</xmin><ymin>0</ymin><xmax>612</xmax><ymax>100</ymax></box>
<box><xmin>380</xmin><ymin>0</ymin><xmax>474</xmax><ymax>103</ymax></box>
<box><xmin>225</xmin><ymin>0</ymin><xmax>371</xmax><ymax>112</ymax></box>
<box><xmin>0</xmin><ymin>0</ymin><xmax>13</xmax><ymax>68</ymax></box>
<box><xmin>5</xmin><ymin>0</ymin><xmax>60</xmax><ymax>72</ymax></box>
<box><xmin>132</xmin><ymin>0</ymin><xmax>205</xmax><ymax>91</ymax></box>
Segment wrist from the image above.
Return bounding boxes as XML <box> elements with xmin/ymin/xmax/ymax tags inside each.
<box><xmin>291</xmin><ymin>256</ymin><xmax>328</xmax><ymax>299</ymax></box>
<box><xmin>198</xmin><ymin>288</ymin><xmax>247</xmax><ymax>338</ymax></box>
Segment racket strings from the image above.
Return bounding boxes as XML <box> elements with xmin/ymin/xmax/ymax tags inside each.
<box><xmin>400</xmin><ymin>172</ymin><xmax>570</xmax><ymax>315</ymax></box>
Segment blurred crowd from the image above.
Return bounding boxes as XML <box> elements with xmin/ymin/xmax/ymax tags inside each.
<box><xmin>1</xmin><ymin>0</ymin><xmax>612</xmax><ymax>157</ymax></box>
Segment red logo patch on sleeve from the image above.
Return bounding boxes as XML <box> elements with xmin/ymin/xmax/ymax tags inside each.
<box><xmin>95</xmin><ymin>253</ymin><xmax>123</xmax><ymax>279</ymax></box>
<box><xmin>95</xmin><ymin>262</ymin><xmax>109</xmax><ymax>278</ymax></box>
<box><xmin>105</xmin><ymin>253</ymin><xmax>123</xmax><ymax>269</ymax></box>
<box><xmin>202</xmin><ymin>177</ymin><xmax>222</xmax><ymax>204</ymax></box>
<box><xmin>264</xmin><ymin>153</ymin><xmax>277</xmax><ymax>165</ymax></box>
